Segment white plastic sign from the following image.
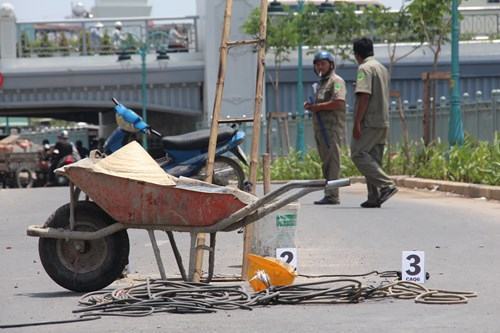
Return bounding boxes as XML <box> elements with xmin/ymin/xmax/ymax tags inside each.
<box><xmin>276</xmin><ymin>247</ymin><xmax>297</xmax><ymax>270</ymax></box>
<box><xmin>402</xmin><ymin>251</ymin><xmax>425</xmax><ymax>284</ymax></box>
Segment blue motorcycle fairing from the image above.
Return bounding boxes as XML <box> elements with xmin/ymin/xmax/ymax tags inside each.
<box><xmin>233</xmin><ymin>130</ymin><xmax>245</xmax><ymax>143</ymax></box>
<box><xmin>115</xmin><ymin>104</ymin><xmax>149</xmax><ymax>132</ymax></box>
<box><xmin>104</xmin><ymin>128</ymin><xmax>128</xmax><ymax>154</ymax></box>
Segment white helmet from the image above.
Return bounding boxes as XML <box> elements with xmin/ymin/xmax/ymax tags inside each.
<box><xmin>114</xmin><ymin>21</ymin><xmax>122</xmax><ymax>28</ymax></box>
<box><xmin>58</xmin><ymin>130</ymin><xmax>69</xmax><ymax>139</ymax></box>
<box><xmin>95</xmin><ymin>22</ymin><xmax>103</xmax><ymax>28</ymax></box>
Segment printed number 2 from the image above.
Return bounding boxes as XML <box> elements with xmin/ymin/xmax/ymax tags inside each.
<box><xmin>280</xmin><ymin>251</ymin><xmax>294</xmax><ymax>264</ymax></box>
<box><xmin>405</xmin><ymin>254</ymin><xmax>421</xmax><ymax>276</ymax></box>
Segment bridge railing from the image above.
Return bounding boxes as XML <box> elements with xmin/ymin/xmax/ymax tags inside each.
<box><xmin>16</xmin><ymin>16</ymin><xmax>199</xmax><ymax>58</ymax></box>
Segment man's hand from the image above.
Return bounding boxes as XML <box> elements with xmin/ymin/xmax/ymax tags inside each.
<box><xmin>303</xmin><ymin>102</ymin><xmax>316</xmax><ymax>112</ymax></box>
<box><xmin>353</xmin><ymin>122</ymin><xmax>362</xmax><ymax>140</ymax></box>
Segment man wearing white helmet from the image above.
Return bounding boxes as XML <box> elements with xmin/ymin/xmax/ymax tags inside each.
<box><xmin>90</xmin><ymin>22</ymin><xmax>103</xmax><ymax>54</ymax></box>
<box><xmin>48</xmin><ymin>130</ymin><xmax>80</xmax><ymax>184</ymax></box>
<box><xmin>112</xmin><ymin>21</ymin><xmax>124</xmax><ymax>49</ymax></box>
<box><xmin>304</xmin><ymin>50</ymin><xmax>347</xmax><ymax>205</ymax></box>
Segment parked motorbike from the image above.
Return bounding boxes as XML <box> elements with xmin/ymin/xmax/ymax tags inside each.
<box><xmin>103</xmin><ymin>98</ymin><xmax>248</xmax><ymax>189</ymax></box>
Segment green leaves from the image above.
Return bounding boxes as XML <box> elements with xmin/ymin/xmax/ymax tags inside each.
<box><xmin>250</xmin><ymin>135</ymin><xmax>499</xmax><ymax>186</ymax></box>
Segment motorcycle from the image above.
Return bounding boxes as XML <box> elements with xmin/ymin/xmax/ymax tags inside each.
<box><xmin>35</xmin><ymin>146</ymin><xmax>78</xmax><ymax>187</ymax></box>
<box><xmin>103</xmin><ymin>98</ymin><xmax>248</xmax><ymax>189</ymax></box>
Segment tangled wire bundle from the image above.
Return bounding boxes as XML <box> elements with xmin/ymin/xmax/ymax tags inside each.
<box><xmin>73</xmin><ymin>276</ymin><xmax>477</xmax><ymax>318</ymax></box>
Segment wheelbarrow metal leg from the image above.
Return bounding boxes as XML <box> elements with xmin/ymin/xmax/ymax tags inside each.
<box><xmin>69</xmin><ymin>182</ymin><xmax>76</xmax><ymax>231</ymax></box>
<box><xmin>205</xmin><ymin>233</ymin><xmax>216</xmax><ymax>283</ymax></box>
<box><xmin>147</xmin><ymin>230</ymin><xmax>167</xmax><ymax>280</ymax></box>
<box><xmin>165</xmin><ymin>231</ymin><xmax>187</xmax><ymax>281</ymax></box>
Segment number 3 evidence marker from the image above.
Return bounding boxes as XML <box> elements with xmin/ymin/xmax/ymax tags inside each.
<box><xmin>402</xmin><ymin>251</ymin><xmax>425</xmax><ymax>284</ymax></box>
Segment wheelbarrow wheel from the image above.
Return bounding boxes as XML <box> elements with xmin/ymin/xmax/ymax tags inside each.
<box><xmin>197</xmin><ymin>156</ymin><xmax>245</xmax><ymax>190</ymax></box>
<box><xmin>38</xmin><ymin>201</ymin><xmax>129</xmax><ymax>292</ymax></box>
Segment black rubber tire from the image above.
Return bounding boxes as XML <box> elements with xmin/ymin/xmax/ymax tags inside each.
<box><xmin>39</xmin><ymin>201</ymin><xmax>129</xmax><ymax>292</ymax></box>
<box><xmin>197</xmin><ymin>156</ymin><xmax>246</xmax><ymax>190</ymax></box>
<box><xmin>16</xmin><ymin>168</ymin><xmax>34</xmax><ymax>188</ymax></box>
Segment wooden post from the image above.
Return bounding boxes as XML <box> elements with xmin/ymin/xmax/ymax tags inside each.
<box><xmin>421</xmin><ymin>71</ymin><xmax>451</xmax><ymax>146</ymax></box>
<box><xmin>241</xmin><ymin>0</ymin><xmax>268</xmax><ymax>279</ymax></box>
<box><xmin>192</xmin><ymin>0</ymin><xmax>234</xmax><ymax>283</ymax></box>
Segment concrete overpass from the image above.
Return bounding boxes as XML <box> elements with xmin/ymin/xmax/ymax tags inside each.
<box><xmin>0</xmin><ymin>53</ymin><xmax>205</xmax><ymax>134</ymax></box>
<box><xmin>0</xmin><ymin>1</ymin><xmax>499</xmax><ymax>143</ymax></box>
<box><xmin>0</xmin><ymin>1</ymin><xmax>263</xmax><ymax>137</ymax></box>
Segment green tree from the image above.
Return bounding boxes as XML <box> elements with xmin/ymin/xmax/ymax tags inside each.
<box><xmin>407</xmin><ymin>0</ymin><xmax>453</xmax><ymax>72</ymax></box>
<box><xmin>100</xmin><ymin>30</ymin><xmax>113</xmax><ymax>55</ymax></box>
<box><xmin>59</xmin><ymin>32</ymin><xmax>70</xmax><ymax>56</ymax></box>
<box><xmin>315</xmin><ymin>2</ymin><xmax>361</xmax><ymax>62</ymax></box>
<box><xmin>78</xmin><ymin>30</ymin><xmax>91</xmax><ymax>55</ymax></box>
<box><xmin>243</xmin><ymin>6</ymin><xmax>299</xmax><ymax>116</ymax></box>
<box><xmin>408</xmin><ymin>0</ymin><xmax>454</xmax><ymax>144</ymax></box>
<box><xmin>38</xmin><ymin>32</ymin><xmax>54</xmax><ymax>57</ymax></box>
<box><xmin>363</xmin><ymin>5</ymin><xmax>421</xmax><ymax>75</ymax></box>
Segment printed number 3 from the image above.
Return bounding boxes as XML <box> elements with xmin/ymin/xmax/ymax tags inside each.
<box><xmin>405</xmin><ymin>254</ymin><xmax>421</xmax><ymax>276</ymax></box>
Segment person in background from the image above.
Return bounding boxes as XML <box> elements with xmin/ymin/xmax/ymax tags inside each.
<box><xmin>90</xmin><ymin>22</ymin><xmax>103</xmax><ymax>54</ymax></box>
<box><xmin>351</xmin><ymin>37</ymin><xmax>398</xmax><ymax>208</ymax></box>
<box><xmin>168</xmin><ymin>24</ymin><xmax>188</xmax><ymax>52</ymax></box>
<box><xmin>303</xmin><ymin>51</ymin><xmax>347</xmax><ymax>205</ymax></box>
<box><xmin>48</xmin><ymin>130</ymin><xmax>80</xmax><ymax>184</ymax></box>
<box><xmin>75</xmin><ymin>140</ymin><xmax>89</xmax><ymax>158</ymax></box>
<box><xmin>112</xmin><ymin>21</ymin><xmax>124</xmax><ymax>50</ymax></box>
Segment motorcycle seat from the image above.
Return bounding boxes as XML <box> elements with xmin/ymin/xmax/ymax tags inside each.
<box><xmin>161</xmin><ymin>126</ymin><xmax>236</xmax><ymax>150</ymax></box>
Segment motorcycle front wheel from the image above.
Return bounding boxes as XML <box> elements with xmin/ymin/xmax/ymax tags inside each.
<box><xmin>196</xmin><ymin>156</ymin><xmax>245</xmax><ymax>190</ymax></box>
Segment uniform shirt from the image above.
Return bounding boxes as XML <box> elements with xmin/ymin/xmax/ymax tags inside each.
<box><xmin>315</xmin><ymin>71</ymin><xmax>347</xmax><ymax>105</ymax></box>
<box><xmin>355</xmin><ymin>56</ymin><xmax>390</xmax><ymax>128</ymax></box>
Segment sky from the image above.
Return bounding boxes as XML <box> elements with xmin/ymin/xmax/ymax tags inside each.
<box><xmin>2</xmin><ymin>0</ymin><xmax>404</xmax><ymax>21</ymax></box>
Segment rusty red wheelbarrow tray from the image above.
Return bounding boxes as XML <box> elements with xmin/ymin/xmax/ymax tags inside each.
<box><xmin>27</xmin><ymin>164</ymin><xmax>350</xmax><ymax>291</ymax></box>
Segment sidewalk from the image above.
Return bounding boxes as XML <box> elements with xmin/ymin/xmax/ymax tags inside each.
<box><xmin>350</xmin><ymin>176</ymin><xmax>500</xmax><ymax>201</ymax></box>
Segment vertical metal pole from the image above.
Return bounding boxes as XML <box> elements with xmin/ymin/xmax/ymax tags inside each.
<box><xmin>69</xmin><ymin>182</ymin><xmax>76</xmax><ymax>231</ymax></box>
<box><xmin>295</xmin><ymin>0</ymin><xmax>305</xmax><ymax>155</ymax></box>
<box><xmin>147</xmin><ymin>230</ymin><xmax>167</xmax><ymax>280</ymax></box>
<box><xmin>141</xmin><ymin>46</ymin><xmax>148</xmax><ymax>150</ymax></box>
<box><xmin>449</xmin><ymin>0</ymin><xmax>464</xmax><ymax>146</ymax></box>
<box><xmin>194</xmin><ymin>17</ymin><xmax>199</xmax><ymax>52</ymax></box>
<box><xmin>81</xmin><ymin>22</ymin><xmax>87</xmax><ymax>55</ymax></box>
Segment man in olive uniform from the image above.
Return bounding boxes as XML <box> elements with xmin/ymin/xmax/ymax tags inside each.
<box><xmin>351</xmin><ymin>37</ymin><xmax>398</xmax><ymax>208</ymax></box>
<box><xmin>304</xmin><ymin>51</ymin><xmax>346</xmax><ymax>205</ymax></box>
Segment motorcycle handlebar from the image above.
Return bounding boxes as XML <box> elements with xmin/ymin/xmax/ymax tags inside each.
<box><xmin>150</xmin><ymin>128</ymin><xmax>163</xmax><ymax>137</ymax></box>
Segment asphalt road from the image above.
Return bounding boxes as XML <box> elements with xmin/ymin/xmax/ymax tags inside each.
<box><xmin>1</xmin><ymin>184</ymin><xmax>499</xmax><ymax>332</ymax></box>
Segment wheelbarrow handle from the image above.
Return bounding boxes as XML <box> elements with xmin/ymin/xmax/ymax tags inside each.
<box><xmin>326</xmin><ymin>178</ymin><xmax>351</xmax><ymax>190</ymax></box>
<box><xmin>214</xmin><ymin>178</ymin><xmax>351</xmax><ymax>232</ymax></box>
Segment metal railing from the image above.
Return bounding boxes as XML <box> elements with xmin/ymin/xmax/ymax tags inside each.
<box><xmin>16</xmin><ymin>16</ymin><xmax>199</xmax><ymax>58</ymax></box>
<box><xmin>237</xmin><ymin>89</ymin><xmax>500</xmax><ymax>156</ymax></box>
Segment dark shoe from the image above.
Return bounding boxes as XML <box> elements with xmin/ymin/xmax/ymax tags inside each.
<box><xmin>378</xmin><ymin>186</ymin><xmax>398</xmax><ymax>206</ymax></box>
<box><xmin>314</xmin><ymin>197</ymin><xmax>340</xmax><ymax>205</ymax></box>
<box><xmin>360</xmin><ymin>201</ymin><xmax>380</xmax><ymax>208</ymax></box>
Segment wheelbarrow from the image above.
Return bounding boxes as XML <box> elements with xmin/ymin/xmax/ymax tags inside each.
<box><xmin>27</xmin><ymin>148</ymin><xmax>350</xmax><ymax>292</ymax></box>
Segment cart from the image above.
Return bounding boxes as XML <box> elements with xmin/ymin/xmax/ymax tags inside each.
<box><xmin>0</xmin><ymin>151</ymin><xmax>38</xmax><ymax>188</ymax></box>
<box><xmin>27</xmin><ymin>159</ymin><xmax>350</xmax><ymax>292</ymax></box>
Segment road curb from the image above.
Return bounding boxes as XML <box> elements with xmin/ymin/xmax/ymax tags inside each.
<box><xmin>350</xmin><ymin>176</ymin><xmax>500</xmax><ymax>201</ymax></box>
